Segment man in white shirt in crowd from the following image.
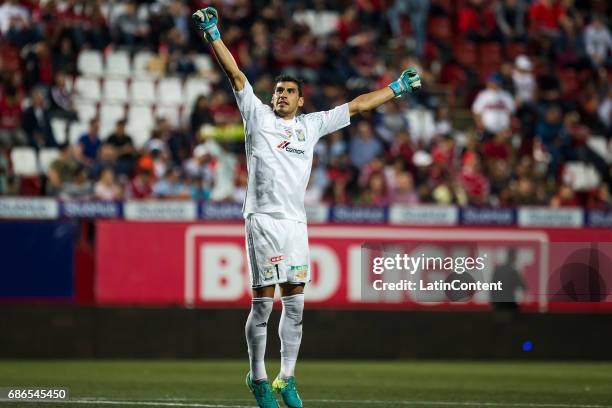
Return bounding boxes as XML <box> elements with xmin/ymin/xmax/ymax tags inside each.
<box><xmin>472</xmin><ymin>73</ymin><xmax>516</xmax><ymax>140</ymax></box>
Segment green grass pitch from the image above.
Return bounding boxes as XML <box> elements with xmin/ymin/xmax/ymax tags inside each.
<box><xmin>0</xmin><ymin>361</ymin><xmax>611</xmax><ymax>407</ymax></box>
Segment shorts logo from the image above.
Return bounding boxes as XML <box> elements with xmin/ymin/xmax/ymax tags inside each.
<box><xmin>263</xmin><ymin>266</ymin><xmax>275</xmax><ymax>280</ymax></box>
<box><xmin>270</xmin><ymin>255</ymin><xmax>284</xmax><ymax>263</ymax></box>
<box><xmin>276</xmin><ymin>141</ymin><xmax>305</xmax><ymax>155</ymax></box>
<box><xmin>291</xmin><ymin>264</ymin><xmax>308</xmax><ymax>280</ymax></box>
<box><xmin>296</xmin><ymin>129</ymin><xmax>305</xmax><ymax>141</ymax></box>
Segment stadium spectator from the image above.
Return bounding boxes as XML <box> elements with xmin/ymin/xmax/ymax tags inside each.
<box><xmin>0</xmin><ymin>148</ymin><xmax>8</xmax><ymax>195</ymax></box>
<box><xmin>584</xmin><ymin>14</ymin><xmax>612</xmax><ymax>67</ymax></box>
<box><xmin>60</xmin><ymin>164</ymin><xmax>93</xmax><ymax>200</ymax></box>
<box><xmin>387</xmin><ymin>0</ymin><xmax>430</xmax><ymax>57</ymax></box>
<box><xmin>0</xmin><ymin>0</ymin><xmax>38</xmax><ymax>47</ymax></box>
<box><xmin>0</xmin><ymin>87</ymin><xmax>26</xmax><ymax>147</ymax></box>
<box><xmin>49</xmin><ymin>71</ymin><xmax>78</xmax><ymax>121</ymax></box>
<box><xmin>22</xmin><ymin>88</ymin><xmax>57</xmax><ymax>149</ymax></box>
<box><xmin>587</xmin><ymin>185</ymin><xmax>611</xmax><ymax>209</ymax></box>
<box><xmin>183</xmin><ymin>143</ymin><xmax>214</xmax><ymax>193</ymax></box>
<box><xmin>529</xmin><ymin>0</ymin><xmax>566</xmax><ymax>37</ymax></box>
<box><xmin>126</xmin><ymin>168</ymin><xmax>153</xmax><ymax>199</ymax></box>
<box><xmin>483</xmin><ymin>130</ymin><xmax>512</xmax><ymax>161</ymax></box>
<box><xmin>495</xmin><ymin>0</ymin><xmax>527</xmax><ymax>43</ymax></box>
<box><xmin>46</xmin><ymin>142</ymin><xmax>77</xmax><ymax>197</ymax></box>
<box><xmin>75</xmin><ymin>118</ymin><xmax>102</xmax><ymax>167</ymax></box>
<box><xmin>360</xmin><ymin>172</ymin><xmax>390</xmax><ymax>206</ymax></box>
<box><xmin>106</xmin><ymin>119</ymin><xmax>136</xmax><ymax>177</ymax></box>
<box><xmin>390</xmin><ymin>172</ymin><xmax>419</xmax><ymax>204</ymax></box>
<box><xmin>153</xmin><ymin>167</ymin><xmax>190</xmax><ymax>199</ymax></box>
<box><xmin>512</xmin><ymin>55</ymin><xmax>537</xmax><ymax>106</ymax></box>
<box><xmin>460</xmin><ymin>154</ymin><xmax>489</xmax><ymax>205</ymax></box>
<box><xmin>94</xmin><ymin>167</ymin><xmax>123</xmax><ymax>201</ymax></box>
<box><xmin>112</xmin><ymin>1</ymin><xmax>149</xmax><ymax>49</ymax></box>
<box><xmin>376</xmin><ymin>100</ymin><xmax>409</xmax><ymax>143</ymax></box>
<box><xmin>190</xmin><ymin>95</ymin><xmax>214</xmax><ymax>135</ymax></box>
<box><xmin>349</xmin><ymin>121</ymin><xmax>383</xmax><ymax>168</ymax></box>
<box><xmin>90</xmin><ymin>143</ymin><xmax>119</xmax><ymax>181</ymax></box>
<box><xmin>472</xmin><ymin>73</ymin><xmax>516</xmax><ymax>139</ymax></box>
<box><xmin>457</xmin><ymin>0</ymin><xmax>497</xmax><ymax>42</ymax></box>
<box><xmin>550</xmin><ymin>183</ymin><xmax>579</xmax><ymax>207</ymax></box>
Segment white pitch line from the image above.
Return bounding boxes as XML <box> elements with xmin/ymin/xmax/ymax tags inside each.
<box><xmin>308</xmin><ymin>399</ymin><xmax>612</xmax><ymax>408</ymax></box>
<box><xmin>0</xmin><ymin>399</ymin><xmax>256</xmax><ymax>408</ymax></box>
<box><xmin>4</xmin><ymin>398</ymin><xmax>611</xmax><ymax>408</ymax></box>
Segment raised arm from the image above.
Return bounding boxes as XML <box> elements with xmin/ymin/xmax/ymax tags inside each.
<box><xmin>192</xmin><ymin>7</ymin><xmax>246</xmax><ymax>91</ymax></box>
<box><xmin>348</xmin><ymin>68</ymin><xmax>421</xmax><ymax>117</ymax></box>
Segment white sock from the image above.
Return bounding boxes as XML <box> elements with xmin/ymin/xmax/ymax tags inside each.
<box><xmin>279</xmin><ymin>293</ymin><xmax>304</xmax><ymax>379</ymax></box>
<box><xmin>245</xmin><ymin>297</ymin><xmax>273</xmax><ymax>381</ymax></box>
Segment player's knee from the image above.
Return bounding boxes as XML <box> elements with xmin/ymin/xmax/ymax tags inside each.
<box><xmin>280</xmin><ymin>283</ymin><xmax>304</xmax><ymax>297</ymax></box>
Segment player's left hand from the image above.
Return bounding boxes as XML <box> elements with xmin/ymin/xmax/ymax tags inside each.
<box><xmin>388</xmin><ymin>68</ymin><xmax>421</xmax><ymax>97</ymax></box>
<box><xmin>192</xmin><ymin>7</ymin><xmax>220</xmax><ymax>43</ymax></box>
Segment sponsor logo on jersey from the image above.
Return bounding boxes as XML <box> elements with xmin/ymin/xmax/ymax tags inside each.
<box><xmin>276</xmin><ymin>141</ymin><xmax>305</xmax><ymax>155</ymax></box>
<box><xmin>270</xmin><ymin>255</ymin><xmax>284</xmax><ymax>263</ymax></box>
<box><xmin>282</xmin><ymin>127</ymin><xmax>293</xmax><ymax>139</ymax></box>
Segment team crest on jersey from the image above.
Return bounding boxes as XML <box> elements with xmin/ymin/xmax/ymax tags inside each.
<box><xmin>282</xmin><ymin>126</ymin><xmax>292</xmax><ymax>139</ymax></box>
<box><xmin>296</xmin><ymin>129</ymin><xmax>305</xmax><ymax>141</ymax></box>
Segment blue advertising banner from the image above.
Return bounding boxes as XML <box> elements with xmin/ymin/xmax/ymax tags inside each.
<box><xmin>60</xmin><ymin>201</ymin><xmax>122</xmax><ymax>218</ymax></box>
<box><xmin>586</xmin><ymin>210</ymin><xmax>612</xmax><ymax>228</ymax></box>
<box><xmin>200</xmin><ymin>202</ymin><xmax>243</xmax><ymax>220</ymax></box>
<box><xmin>460</xmin><ymin>207</ymin><xmax>516</xmax><ymax>226</ymax></box>
<box><xmin>330</xmin><ymin>206</ymin><xmax>387</xmax><ymax>223</ymax></box>
<box><xmin>0</xmin><ymin>221</ymin><xmax>75</xmax><ymax>298</ymax></box>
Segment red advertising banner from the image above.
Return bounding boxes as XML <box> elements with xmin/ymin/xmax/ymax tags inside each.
<box><xmin>96</xmin><ymin>221</ymin><xmax>612</xmax><ymax>311</ymax></box>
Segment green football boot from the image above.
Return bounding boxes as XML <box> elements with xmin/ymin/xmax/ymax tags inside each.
<box><xmin>272</xmin><ymin>376</ymin><xmax>303</xmax><ymax>408</ymax></box>
<box><xmin>246</xmin><ymin>373</ymin><xmax>280</xmax><ymax>408</ymax></box>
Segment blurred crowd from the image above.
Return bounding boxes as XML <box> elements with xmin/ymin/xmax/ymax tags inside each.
<box><xmin>0</xmin><ymin>0</ymin><xmax>610</xmax><ymax>208</ymax></box>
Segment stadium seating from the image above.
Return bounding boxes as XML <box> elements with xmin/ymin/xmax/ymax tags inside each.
<box><xmin>76</xmin><ymin>102</ymin><xmax>98</xmax><ymax>124</ymax></box>
<box><xmin>156</xmin><ymin>105</ymin><xmax>181</xmax><ymax>127</ymax></box>
<box><xmin>77</xmin><ymin>50</ymin><xmax>104</xmax><ymax>77</ymax></box>
<box><xmin>132</xmin><ymin>51</ymin><xmax>157</xmax><ymax>77</ymax></box>
<box><xmin>130</xmin><ymin>79</ymin><xmax>157</xmax><ymax>104</ymax></box>
<box><xmin>51</xmin><ymin>118</ymin><xmax>70</xmax><ymax>144</ymax></box>
<box><xmin>128</xmin><ymin>104</ymin><xmax>154</xmax><ymax>131</ymax></box>
<box><xmin>100</xmin><ymin>103</ymin><xmax>126</xmax><ymax>127</ymax></box>
<box><xmin>105</xmin><ymin>50</ymin><xmax>132</xmax><ymax>77</ymax></box>
<box><xmin>38</xmin><ymin>148</ymin><xmax>60</xmax><ymax>174</ymax></box>
<box><xmin>184</xmin><ymin>78</ymin><xmax>211</xmax><ymax>107</ymax></box>
<box><xmin>74</xmin><ymin>77</ymin><xmax>102</xmax><ymax>102</ymax></box>
<box><xmin>103</xmin><ymin>78</ymin><xmax>129</xmax><ymax>103</ymax></box>
<box><xmin>11</xmin><ymin>147</ymin><xmax>39</xmax><ymax>176</ymax></box>
<box><xmin>157</xmin><ymin>78</ymin><xmax>184</xmax><ymax>106</ymax></box>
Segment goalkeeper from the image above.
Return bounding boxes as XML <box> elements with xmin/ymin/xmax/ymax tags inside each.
<box><xmin>193</xmin><ymin>7</ymin><xmax>421</xmax><ymax>408</ymax></box>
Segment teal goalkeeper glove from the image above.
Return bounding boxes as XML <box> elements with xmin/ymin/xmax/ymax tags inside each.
<box><xmin>192</xmin><ymin>7</ymin><xmax>220</xmax><ymax>43</ymax></box>
<box><xmin>388</xmin><ymin>68</ymin><xmax>421</xmax><ymax>97</ymax></box>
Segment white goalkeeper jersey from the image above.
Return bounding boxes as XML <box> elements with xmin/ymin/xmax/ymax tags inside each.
<box><xmin>234</xmin><ymin>80</ymin><xmax>350</xmax><ymax>223</ymax></box>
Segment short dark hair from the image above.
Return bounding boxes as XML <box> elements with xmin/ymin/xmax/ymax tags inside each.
<box><xmin>274</xmin><ymin>75</ymin><xmax>303</xmax><ymax>97</ymax></box>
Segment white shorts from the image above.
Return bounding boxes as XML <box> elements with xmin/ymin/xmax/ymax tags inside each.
<box><xmin>245</xmin><ymin>213</ymin><xmax>311</xmax><ymax>288</ymax></box>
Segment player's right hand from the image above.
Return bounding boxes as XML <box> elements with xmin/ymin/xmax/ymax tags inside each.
<box><xmin>192</xmin><ymin>7</ymin><xmax>220</xmax><ymax>43</ymax></box>
<box><xmin>388</xmin><ymin>68</ymin><xmax>421</xmax><ymax>97</ymax></box>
